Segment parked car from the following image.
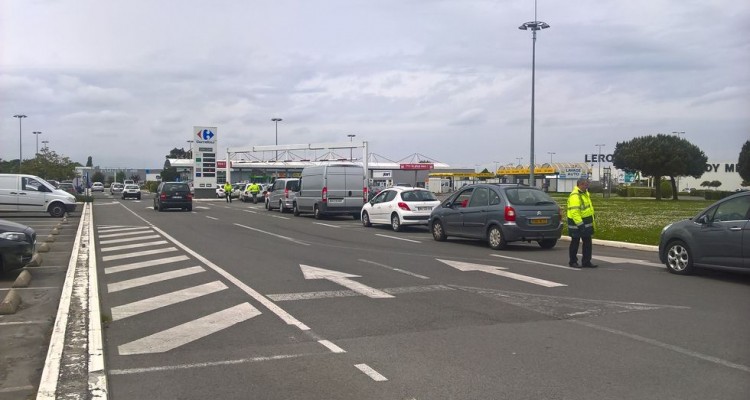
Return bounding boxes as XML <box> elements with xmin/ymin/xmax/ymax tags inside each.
<box><xmin>153</xmin><ymin>182</ymin><xmax>192</xmax><ymax>211</ymax></box>
<box><xmin>428</xmin><ymin>183</ymin><xmax>563</xmax><ymax>250</ymax></box>
<box><xmin>58</xmin><ymin>182</ymin><xmax>77</xmax><ymax>196</ymax></box>
<box><xmin>91</xmin><ymin>182</ymin><xmax>104</xmax><ymax>192</ymax></box>
<box><xmin>110</xmin><ymin>183</ymin><xmax>124</xmax><ymax>194</ymax></box>
<box><xmin>216</xmin><ymin>184</ymin><xmax>225</xmax><ymax>198</ymax></box>
<box><xmin>361</xmin><ymin>187</ymin><xmax>440</xmax><ymax>231</ymax></box>
<box><xmin>659</xmin><ymin>190</ymin><xmax>749</xmax><ymax>275</ymax></box>
<box><xmin>0</xmin><ymin>218</ymin><xmax>36</xmax><ymax>273</ymax></box>
<box><xmin>265</xmin><ymin>178</ymin><xmax>300</xmax><ymax>212</ymax></box>
<box><xmin>0</xmin><ymin>174</ymin><xmax>77</xmax><ymax>217</ymax></box>
<box><xmin>121</xmin><ymin>184</ymin><xmax>142</xmax><ymax>200</ymax></box>
<box><xmin>293</xmin><ymin>164</ymin><xmax>367</xmax><ymax>219</ymax></box>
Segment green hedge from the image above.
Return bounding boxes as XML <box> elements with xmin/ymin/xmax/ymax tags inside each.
<box><xmin>144</xmin><ymin>181</ymin><xmax>160</xmax><ymax>193</ymax></box>
<box><xmin>704</xmin><ymin>190</ymin><xmax>735</xmax><ymax>200</ymax></box>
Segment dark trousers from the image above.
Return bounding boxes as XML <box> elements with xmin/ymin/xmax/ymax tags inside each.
<box><xmin>225</xmin><ymin>193</ymin><xmax>231</xmax><ymax>203</ymax></box>
<box><xmin>569</xmin><ymin>236</ymin><xmax>592</xmax><ymax>265</ymax></box>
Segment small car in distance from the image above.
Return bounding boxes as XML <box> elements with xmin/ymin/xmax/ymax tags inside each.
<box><xmin>121</xmin><ymin>184</ymin><xmax>141</xmax><ymax>200</ymax></box>
<box><xmin>428</xmin><ymin>183</ymin><xmax>563</xmax><ymax>250</ymax></box>
<box><xmin>58</xmin><ymin>182</ymin><xmax>77</xmax><ymax>195</ymax></box>
<box><xmin>659</xmin><ymin>190</ymin><xmax>749</xmax><ymax>275</ymax></box>
<box><xmin>265</xmin><ymin>178</ymin><xmax>300</xmax><ymax>212</ymax></box>
<box><xmin>153</xmin><ymin>182</ymin><xmax>192</xmax><ymax>211</ymax></box>
<box><xmin>361</xmin><ymin>187</ymin><xmax>440</xmax><ymax>231</ymax></box>
<box><xmin>91</xmin><ymin>182</ymin><xmax>104</xmax><ymax>192</ymax></box>
<box><xmin>110</xmin><ymin>183</ymin><xmax>124</xmax><ymax>194</ymax></box>
<box><xmin>0</xmin><ymin>218</ymin><xmax>36</xmax><ymax>274</ymax></box>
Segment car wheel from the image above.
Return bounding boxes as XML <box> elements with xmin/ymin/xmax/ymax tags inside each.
<box><xmin>431</xmin><ymin>220</ymin><xmax>447</xmax><ymax>241</ymax></box>
<box><xmin>48</xmin><ymin>203</ymin><xmax>66</xmax><ymax>218</ymax></box>
<box><xmin>293</xmin><ymin>202</ymin><xmax>300</xmax><ymax>216</ymax></box>
<box><xmin>153</xmin><ymin>202</ymin><xmax>157</xmax><ymax>211</ymax></box>
<box><xmin>538</xmin><ymin>239</ymin><xmax>557</xmax><ymax>249</ymax></box>
<box><xmin>665</xmin><ymin>240</ymin><xmax>694</xmax><ymax>275</ymax></box>
<box><xmin>137</xmin><ymin>195</ymin><xmax>141</xmax><ymax>200</ymax></box>
<box><xmin>314</xmin><ymin>205</ymin><xmax>322</xmax><ymax>220</ymax></box>
<box><xmin>487</xmin><ymin>225</ymin><xmax>507</xmax><ymax>250</ymax></box>
<box><xmin>186</xmin><ymin>206</ymin><xmax>192</xmax><ymax>212</ymax></box>
<box><xmin>157</xmin><ymin>203</ymin><xmax>163</xmax><ymax>212</ymax></box>
<box><xmin>362</xmin><ymin>211</ymin><xmax>372</xmax><ymax>227</ymax></box>
<box><xmin>277</xmin><ymin>201</ymin><xmax>285</xmax><ymax>213</ymax></box>
<box><xmin>391</xmin><ymin>213</ymin><xmax>402</xmax><ymax>232</ymax></box>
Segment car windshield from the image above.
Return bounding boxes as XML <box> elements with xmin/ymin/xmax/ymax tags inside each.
<box><xmin>401</xmin><ymin>190</ymin><xmax>437</xmax><ymax>202</ymax></box>
<box><xmin>505</xmin><ymin>188</ymin><xmax>556</xmax><ymax>205</ymax></box>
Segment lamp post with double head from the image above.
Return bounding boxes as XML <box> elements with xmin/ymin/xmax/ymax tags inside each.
<box><xmin>41</xmin><ymin>140</ymin><xmax>49</xmax><ymax>151</ymax></box>
<box><xmin>13</xmin><ymin>114</ymin><xmax>27</xmax><ymax>172</ymax></box>
<box><xmin>33</xmin><ymin>131</ymin><xmax>42</xmax><ymax>156</ymax></box>
<box><xmin>187</xmin><ymin>140</ymin><xmax>194</xmax><ymax>159</ymax></box>
<box><xmin>271</xmin><ymin>118</ymin><xmax>283</xmax><ymax>160</ymax></box>
<box><xmin>519</xmin><ymin>1</ymin><xmax>550</xmax><ymax>187</ymax></box>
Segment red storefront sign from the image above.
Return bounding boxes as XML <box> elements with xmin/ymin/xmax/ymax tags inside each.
<box><xmin>217</xmin><ymin>160</ymin><xmax>227</xmax><ymax>168</ymax></box>
<box><xmin>400</xmin><ymin>163</ymin><xmax>434</xmax><ymax>170</ymax></box>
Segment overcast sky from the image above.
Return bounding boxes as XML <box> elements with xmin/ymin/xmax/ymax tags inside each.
<box><xmin>2</xmin><ymin>0</ymin><xmax>748</xmax><ymax>171</ymax></box>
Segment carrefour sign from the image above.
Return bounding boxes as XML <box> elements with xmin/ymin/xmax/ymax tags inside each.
<box><xmin>195</xmin><ymin>127</ymin><xmax>217</xmax><ymax>144</ymax></box>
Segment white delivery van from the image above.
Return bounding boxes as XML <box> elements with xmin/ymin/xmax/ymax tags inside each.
<box><xmin>293</xmin><ymin>164</ymin><xmax>367</xmax><ymax>219</ymax></box>
<box><xmin>0</xmin><ymin>174</ymin><xmax>78</xmax><ymax>217</ymax></box>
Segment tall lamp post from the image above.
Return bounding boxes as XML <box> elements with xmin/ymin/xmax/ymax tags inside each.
<box><xmin>672</xmin><ymin>131</ymin><xmax>685</xmax><ymax>139</ymax></box>
<box><xmin>13</xmin><ymin>114</ymin><xmax>27</xmax><ymax>172</ymax></box>
<box><xmin>516</xmin><ymin>157</ymin><xmax>523</xmax><ymax>166</ymax></box>
<box><xmin>41</xmin><ymin>140</ymin><xmax>49</xmax><ymax>150</ymax></box>
<box><xmin>519</xmin><ymin>1</ymin><xmax>550</xmax><ymax>187</ymax></box>
<box><xmin>493</xmin><ymin>160</ymin><xmax>500</xmax><ymax>176</ymax></box>
<box><xmin>547</xmin><ymin>151</ymin><xmax>555</xmax><ymax>164</ymax></box>
<box><xmin>271</xmin><ymin>117</ymin><xmax>283</xmax><ymax>160</ymax></box>
<box><xmin>347</xmin><ymin>134</ymin><xmax>356</xmax><ymax>160</ymax></box>
<box><xmin>33</xmin><ymin>131</ymin><xmax>42</xmax><ymax>155</ymax></box>
<box><xmin>186</xmin><ymin>140</ymin><xmax>194</xmax><ymax>158</ymax></box>
<box><xmin>595</xmin><ymin>144</ymin><xmax>605</xmax><ymax>181</ymax></box>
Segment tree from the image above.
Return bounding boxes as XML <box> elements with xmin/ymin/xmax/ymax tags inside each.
<box><xmin>738</xmin><ymin>140</ymin><xmax>750</xmax><ymax>186</ymax></box>
<box><xmin>91</xmin><ymin>171</ymin><xmax>106</xmax><ymax>183</ymax></box>
<box><xmin>129</xmin><ymin>174</ymin><xmax>142</xmax><ymax>183</ymax></box>
<box><xmin>1</xmin><ymin>148</ymin><xmax>81</xmax><ymax>179</ymax></box>
<box><xmin>160</xmin><ymin>157</ymin><xmax>179</xmax><ymax>181</ymax></box>
<box><xmin>168</xmin><ymin>148</ymin><xmax>190</xmax><ymax>159</ymax></box>
<box><xmin>86</xmin><ymin>156</ymin><xmax>93</xmax><ymax>167</ymax></box>
<box><xmin>612</xmin><ymin>134</ymin><xmax>707</xmax><ymax>200</ymax></box>
<box><xmin>116</xmin><ymin>171</ymin><xmax>126</xmax><ymax>183</ymax></box>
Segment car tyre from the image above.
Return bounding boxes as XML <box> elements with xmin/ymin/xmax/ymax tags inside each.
<box><xmin>279</xmin><ymin>201</ymin><xmax>286</xmax><ymax>213</ymax></box>
<box><xmin>362</xmin><ymin>211</ymin><xmax>372</xmax><ymax>227</ymax></box>
<box><xmin>431</xmin><ymin>220</ymin><xmax>447</xmax><ymax>241</ymax></box>
<box><xmin>391</xmin><ymin>213</ymin><xmax>402</xmax><ymax>232</ymax></box>
<box><xmin>314</xmin><ymin>205</ymin><xmax>322</xmax><ymax>220</ymax></box>
<box><xmin>293</xmin><ymin>202</ymin><xmax>300</xmax><ymax>216</ymax></box>
<box><xmin>49</xmin><ymin>203</ymin><xmax>66</xmax><ymax>218</ymax></box>
<box><xmin>487</xmin><ymin>225</ymin><xmax>507</xmax><ymax>250</ymax></box>
<box><xmin>538</xmin><ymin>239</ymin><xmax>557</xmax><ymax>249</ymax></box>
<box><xmin>665</xmin><ymin>240</ymin><xmax>694</xmax><ymax>275</ymax></box>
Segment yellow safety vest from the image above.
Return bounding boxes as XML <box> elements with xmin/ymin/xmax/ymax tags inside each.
<box><xmin>567</xmin><ymin>186</ymin><xmax>595</xmax><ymax>236</ymax></box>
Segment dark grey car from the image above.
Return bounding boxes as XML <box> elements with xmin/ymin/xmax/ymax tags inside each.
<box><xmin>428</xmin><ymin>184</ymin><xmax>563</xmax><ymax>250</ymax></box>
<box><xmin>153</xmin><ymin>182</ymin><xmax>193</xmax><ymax>211</ymax></box>
<box><xmin>0</xmin><ymin>219</ymin><xmax>36</xmax><ymax>273</ymax></box>
<box><xmin>659</xmin><ymin>191</ymin><xmax>750</xmax><ymax>275</ymax></box>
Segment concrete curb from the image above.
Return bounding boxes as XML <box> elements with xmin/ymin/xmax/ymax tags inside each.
<box><xmin>26</xmin><ymin>253</ymin><xmax>43</xmax><ymax>267</ymax></box>
<box><xmin>0</xmin><ymin>289</ymin><xmax>22</xmax><ymax>315</ymax></box>
<box><xmin>12</xmin><ymin>270</ymin><xmax>32</xmax><ymax>288</ymax></box>
<box><xmin>38</xmin><ymin>242</ymin><xmax>51</xmax><ymax>253</ymax></box>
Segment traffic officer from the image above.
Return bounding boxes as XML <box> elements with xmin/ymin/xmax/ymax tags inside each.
<box><xmin>567</xmin><ymin>177</ymin><xmax>598</xmax><ymax>268</ymax></box>
<box><xmin>248</xmin><ymin>182</ymin><xmax>262</xmax><ymax>203</ymax></box>
<box><xmin>223</xmin><ymin>181</ymin><xmax>233</xmax><ymax>203</ymax></box>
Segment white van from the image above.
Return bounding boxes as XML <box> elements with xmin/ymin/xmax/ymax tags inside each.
<box><xmin>293</xmin><ymin>164</ymin><xmax>367</xmax><ymax>219</ymax></box>
<box><xmin>0</xmin><ymin>174</ymin><xmax>78</xmax><ymax>217</ymax></box>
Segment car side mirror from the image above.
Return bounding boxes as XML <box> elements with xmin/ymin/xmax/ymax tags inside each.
<box><xmin>696</xmin><ymin>214</ymin><xmax>710</xmax><ymax>225</ymax></box>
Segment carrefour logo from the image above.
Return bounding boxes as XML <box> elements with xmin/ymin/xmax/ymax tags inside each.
<box><xmin>197</xmin><ymin>129</ymin><xmax>215</xmax><ymax>141</ymax></box>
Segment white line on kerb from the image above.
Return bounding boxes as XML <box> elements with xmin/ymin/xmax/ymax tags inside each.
<box><xmin>355</xmin><ymin>364</ymin><xmax>388</xmax><ymax>381</ymax></box>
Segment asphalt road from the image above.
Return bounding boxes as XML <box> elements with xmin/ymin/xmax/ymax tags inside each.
<box><xmin>89</xmin><ymin>192</ymin><xmax>750</xmax><ymax>400</ymax></box>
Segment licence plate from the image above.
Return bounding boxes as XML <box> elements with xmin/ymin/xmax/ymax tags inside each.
<box><xmin>172</xmin><ymin>195</ymin><xmax>182</xmax><ymax>199</ymax></box>
<box><xmin>328</xmin><ymin>198</ymin><xmax>344</xmax><ymax>203</ymax></box>
<box><xmin>418</xmin><ymin>206</ymin><xmax>433</xmax><ymax>211</ymax></box>
<box><xmin>528</xmin><ymin>218</ymin><xmax>547</xmax><ymax>225</ymax></box>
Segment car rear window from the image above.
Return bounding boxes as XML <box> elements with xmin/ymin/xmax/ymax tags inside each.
<box><xmin>163</xmin><ymin>183</ymin><xmax>189</xmax><ymax>193</ymax></box>
<box><xmin>401</xmin><ymin>190</ymin><xmax>437</xmax><ymax>202</ymax></box>
<box><xmin>285</xmin><ymin>181</ymin><xmax>299</xmax><ymax>191</ymax></box>
<box><xmin>505</xmin><ymin>188</ymin><xmax>555</xmax><ymax>205</ymax></box>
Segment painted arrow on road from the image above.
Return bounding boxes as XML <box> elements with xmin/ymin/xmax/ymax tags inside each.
<box><xmin>300</xmin><ymin>265</ymin><xmax>394</xmax><ymax>298</ymax></box>
<box><xmin>436</xmin><ymin>259</ymin><xmax>566</xmax><ymax>288</ymax></box>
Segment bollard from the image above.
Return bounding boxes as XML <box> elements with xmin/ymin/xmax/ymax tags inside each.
<box><xmin>12</xmin><ymin>270</ymin><xmax>32</xmax><ymax>288</ymax></box>
<box><xmin>38</xmin><ymin>242</ymin><xmax>51</xmax><ymax>253</ymax></box>
<box><xmin>0</xmin><ymin>289</ymin><xmax>22</xmax><ymax>315</ymax></box>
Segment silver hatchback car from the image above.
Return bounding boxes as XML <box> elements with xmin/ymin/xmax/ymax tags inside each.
<box><xmin>659</xmin><ymin>191</ymin><xmax>750</xmax><ymax>275</ymax></box>
<box><xmin>265</xmin><ymin>178</ymin><xmax>300</xmax><ymax>213</ymax></box>
<box><xmin>428</xmin><ymin>183</ymin><xmax>563</xmax><ymax>250</ymax></box>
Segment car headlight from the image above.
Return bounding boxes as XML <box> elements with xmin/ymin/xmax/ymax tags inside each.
<box><xmin>0</xmin><ymin>231</ymin><xmax>28</xmax><ymax>241</ymax></box>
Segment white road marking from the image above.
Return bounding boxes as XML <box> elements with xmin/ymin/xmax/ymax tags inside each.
<box><xmin>355</xmin><ymin>364</ymin><xmax>388</xmax><ymax>382</ymax></box>
<box><xmin>104</xmin><ymin>255</ymin><xmax>190</xmax><ymax>274</ymax></box>
<box><xmin>107</xmin><ymin>266</ymin><xmax>204</xmax><ymax>292</ymax></box>
<box><xmin>375</xmin><ymin>234</ymin><xmax>421</xmax><ymax>243</ymax></box>
<box><xmin>318</xmin><ymin>340</ymin><xmax>346</xmax><ymax>353</ymax></box>
<box><xmin>109</xmin><ymin>354</ymin><xmax>305</xmax><ymax>375</ymax></box>
<box><xmin>0</xmin><ymin>385</ymin><xmax>35</xmax><ymax>394</ymax></box>
<box><xmin>100</xmin><ymin>234</ymin><xmax>161</xmax><ymax>245</ymax></box>
<box><xmin>0</xmin><ymin>320</ymin><xmax>50</xmax><ymax>326</ymax></box>
<box><xmin>195</xmin><ymin>206</ymin><xmax>210</xmax><ymax>210</ymax></box>
<box><xmin>206</xmin><ymin>216</ymin><xmax>219</xmax><ymax>220</ymax></box>
<box><xmin>313</xmin><ymin>222</ymin><xmax>341</xmax><ymax>228</ymax></box>
<box><xmin>98</xmin><ymin>226</ymin><xmax>151</xmax><ymax>234</ymax></box>
<box><xmin>300</xmin><ymin>264</ymin><xmax>394</xmax><ymax>299</ymax></box>
<box><xmin>102</xmin><ymin>247</ymin><xmax>178</xmax><ymax>262</ymax></box>
<box><xmin>490</xmin><ymin>254</ymin><xmax>580</xmax><ymax>270</ymax></box>
<box><xmin>111</xmin><ymin>281</ymin><xmax>228</xmax><ymax>321</ymax></box>
<box><xmin>592</xmin><ymin>254</ymin><xmax>664</xmax><ymax>268</ymax></box>
<box><xmin>267</xmin><ymin>285</ymin><xmax>454</xmax><ymax>301</ymax></box>
<box><xmin>100</xmin><ymin>240</ymin><xmax>168</xmax><ymax>252</ymax></box>
<box><xmin>99</xmin><ymin>229</ymin><xmax>153</xmax><ymax>238</ymax></box>
<box><xmin>242</xmin><ymin>209</ymin><xmax>258</xmax><ymax>214</ymax></box>
<box><xmin>234</xmin><ymin>223</ymin><xmax>310</xmax><ymax>246</ymax></box>
<box><xmin>358</xmin><ymin>259</ymin><xmax>430</xmax><ymax>279</ymax></box>
<box><xmin>438</xmin><ymin>259</ymin><xmax>566</xmax><ymax>288</ymax></box>
<box><xmin>269</xmin><ymin>215</ymin><xmax>290</xmax><ymax>220</ymax></box>
<box><xmin>118</xmin><ymin>303</ymin><xmax>261</xmax><ymax>355</ymax></box>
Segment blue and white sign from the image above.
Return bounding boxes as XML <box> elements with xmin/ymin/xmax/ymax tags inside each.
<box><xmin>193</xmin><ymin>126</ymin><xmax>218</xmax><ymax>188</ymax></box>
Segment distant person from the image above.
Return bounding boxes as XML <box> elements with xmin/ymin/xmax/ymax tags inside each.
<box><xmin>567</xmin><ymin>177</ymin><xmax>598</xmax><ymax>268</ymax></box>
<box><xmin>223</xmin><ymin>182</ymin><xmax>233</xmax><ymax>203</ymax></box>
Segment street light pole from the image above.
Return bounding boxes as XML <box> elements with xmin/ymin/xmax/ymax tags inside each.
<box><xmin>516</xmin><ymin>157</ymin><xmax>523</xmax><ymax>166</ymax></box>
<box><xmin>595</xmin><ymin>144</ymin><xmax>605</xmax><ymax>181</ymax></box>
<box><xmin>186</xmin><ymin>140</ymin><xmax>194</xmax><ymax>158</ymax></box>
<box><xmin>519</xmin><ymin>1</ymin><xmax>550</xmax><ymax>188</ymax></box>
<box><xmin>672</xmin><ymin>131</ymin><xmax>685</xmax><ymax>139</ymax></box>
<box><xmin>13</xmin><ymin>114</ymin><xmax>27</xmax><ymax>172</ymax></box>
<box><xmin>347</xmin><ymin>134</ymin><xmax>356</xmax><ymax>160</ymax></box>
<box><xmin>271</xmin><ymin>118</ymin><xmax>283</xmax><ymax>160</ymax></box>
<box><xmin>33</xmin><ymin>131</ymin><xmax>42</xmax><ymax>155</ymax></box>
<box><xmin>547</xmin><ymin>151</ymin><xmax>555</xmax><ymax>164</ymax></box>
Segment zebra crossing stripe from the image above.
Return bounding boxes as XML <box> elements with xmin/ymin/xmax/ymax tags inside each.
<box><xmin>98</xmin><ymin>227</ymin><xmax>151</xmax><ymax>234</ymax></box>
<box><xmin>100</xmin><ymin>234</ymin><xmax>161</xmax><ymax>245</ymax></box>
<box><xmin>105</xmin><ymin>255</ymin><xmax>190</xmax><ymax>275</ymax></box>
<box><xmin>101</xmin><ymin>240</ymin><xmax>168</xmax><ymax>252</ymax></box>
<box><xmin>99</xmin><ymin>230</ymin><xmax>153</xmax><ymax>239</ymax></box>
<box><xmin>102</xmin><ymin>247</ymin><xmax>178</xmax><ymax>262</ymax></box>
<box><xmin>111</xmin><ymin>281</ymin><xmax>228</xmax><ymax>321</ymax></box>
<box><xmin>108</xmin><ymin>266</ymin><xmax>204</xmax><ymax>293</ymax></box>
<box><xmin>118</xmin><ymin>303</ymin><xmax>261</xmax><ymax>355</ymax></box>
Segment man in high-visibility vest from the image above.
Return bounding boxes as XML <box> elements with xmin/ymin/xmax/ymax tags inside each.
<box><xmin>567</xmin><ymin>177</ymin><xmax>598</xmax><ymax>268</ymax></box>
<box><xmin>223</xmin><ymin>182</ymin><xmax>233</xmax><ymax>203</ymax></box>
